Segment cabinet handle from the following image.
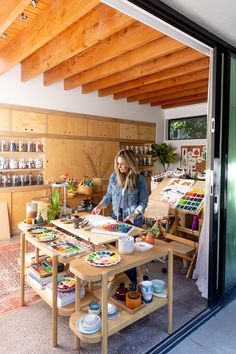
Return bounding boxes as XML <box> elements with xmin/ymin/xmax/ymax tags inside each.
<box><xmin>30</xmin><ymin>128</ymin><xmax>33</xmax><ymax>131</ymax></box>
<box><xmin>25</xmin><ymin>128</ymin><xmax>27</xmax><ymax>131</ymax></box>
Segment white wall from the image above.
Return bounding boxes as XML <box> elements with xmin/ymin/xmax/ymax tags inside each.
<box><xmin>0</xmin><ymin>65</ymin><xmax>163</xmax><ymax>124</ymax></box>
<box><xmin>163</xmin><ymin>103</ymin><xmax>207</xmax><ymax>171</ymax></box>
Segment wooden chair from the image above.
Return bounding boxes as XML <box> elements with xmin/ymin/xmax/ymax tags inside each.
<box><xmin>165</xmin><ymin>233</ymin><xmax>198</xmax><ymax>278</ymax></box>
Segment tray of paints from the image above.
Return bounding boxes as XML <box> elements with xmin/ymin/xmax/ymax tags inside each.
<box><xmin>85</xmin><ymin>251</ymin><xmax>121</xmax><ymax>267</ymax></box>
<box><xmin>91</xmin><ymin>223</ymin><xmax>134</xmax><ymax>237</ymax></box>
<box><xmin>176</xmin><ymin>187</ymin><xmax>205</xmax><ymax>214</ymax></box>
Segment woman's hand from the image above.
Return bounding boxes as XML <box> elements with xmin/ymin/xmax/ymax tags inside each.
<box><xmin>124</xmin><ymin>210</ymin><xmax>139</xmax><ymax>224</ymax></box>
<box><xmin>91</xmin><ymin>205</ymin><xmax>102</xmax><ymax>215</ymax></box>
<box><xmin>124</xmin><ymin>214</ymin><xmax>135</xmax><ymax>224</ymax></box>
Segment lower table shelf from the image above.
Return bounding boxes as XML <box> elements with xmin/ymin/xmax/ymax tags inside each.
<box><xmin>69</xmin><ymin>295</ymin><xmax>168</xmax><ymax>344</ymax></box>
<box><xmin>26</xmin><ymin>275</ymin><xmax>95</xmax><ymax>317</ymax></box>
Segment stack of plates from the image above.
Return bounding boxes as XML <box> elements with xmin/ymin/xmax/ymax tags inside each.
<box><xmin>107</xmin><ymin>303</ymin><xmax>119</xmax><ymax>319</ymax></box>
<box><xmin>76</xmin><ymin>314</ymin><xmax>101</xmax><ymax>334</ymax></box>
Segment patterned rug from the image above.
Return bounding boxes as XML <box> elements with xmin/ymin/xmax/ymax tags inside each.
<box><xmin>0</xmin><ymin>242</ymin><xmax>41</xmax><ymax>317</ymax></box>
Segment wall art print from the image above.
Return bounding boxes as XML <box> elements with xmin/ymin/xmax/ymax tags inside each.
<box><xmin>181</xmin><ymin>145</ymin><xmax>206</xmax><ymax>175</ymax></box>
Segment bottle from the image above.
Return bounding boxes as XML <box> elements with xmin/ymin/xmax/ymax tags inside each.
<box><xmin>116</xmin><ymin>282</ymin><xmax>128</xmax><ymax>301</ymax></box>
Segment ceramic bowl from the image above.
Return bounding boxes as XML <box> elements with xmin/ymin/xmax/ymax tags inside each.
<box><xmin>107</xmin><ymin>303</ymin><xmax>117</xmax><ymax>314</ymax></box>
<box><xmin>81</xmin><ymin>314</ymin><xmax>101</xmax><ymax>329</ymax></box>
<box><xmin>151</xmin><ymin>279</ymin><xmax>165</xmax><ymax>294</ymax></box>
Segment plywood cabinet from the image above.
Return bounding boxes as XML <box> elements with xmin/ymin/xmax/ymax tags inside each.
<box><xmin>120</xmin><ymin>123</ymin><xmax>139</xmax><ymax>140</ymax></box>
<box><xmin>88</xmin><ymin>119</ymin><xmax>119</xmax><ymax>138</ymax></box>
<box><xmin>139</xmin><ymin>124</ymin><xmax>156</xmax><ymax>141</ymax></box>
<box><xmin>12</xmin><ymin>110</ymin><xmax>46</xmax><ymax>134</ymax></box>
<box><xmin>45</xmin><ymin>138</ymin><xmax>119</xmax><ymax>182</ymax></box>
<box><xmin>0</xmin><ymin>108</ymin><xmax>10</xmax><ymax>131</ymax></box>
<box><xmin>47</xmin><ymin>114</ymin><xmax>87</xmax><ymax>136</ymax></box>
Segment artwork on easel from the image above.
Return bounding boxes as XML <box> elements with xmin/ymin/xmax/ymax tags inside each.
<box><xmin>181</xmin><ymin>145</ymin><xmax>206</xmax><ymax>176</ymax></box>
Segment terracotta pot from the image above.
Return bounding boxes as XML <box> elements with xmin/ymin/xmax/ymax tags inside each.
<box><xmin>145</xmin><ymin>233</ymin><xmax>155</xmax><ymax>245</ymax></box>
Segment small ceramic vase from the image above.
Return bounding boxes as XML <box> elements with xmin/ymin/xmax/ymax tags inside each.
<box><xmin>145</xmin><ymin>233</ymin><xmax>155</xmax><ymax>245</ymax></box>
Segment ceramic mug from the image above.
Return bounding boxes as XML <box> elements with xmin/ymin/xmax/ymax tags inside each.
<box><xmin>140</xmin><ymin>280</ymin><xmax>153</xmax><ymax>303</ymax></box>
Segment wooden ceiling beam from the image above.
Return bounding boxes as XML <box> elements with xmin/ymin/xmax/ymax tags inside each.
<box><xmin>130</xmin><ymin>79</ymin><xmax>209</xmax><ymax>103</ymax></box>
<box><xmin>99</xmin><ymin>57</ymin><xmax>209</xmax><ymax>97</ymax></box>
<box><xmin>43</xmin><ymin>22</ymin><xmax>163</xmax><ymax>86</ymax></box>
<box><xmin>0</xmin><ymin>0</ymin><xmax>30</xmax><ymax>35</ymax></box>
<box><xmin>82</xmin><ymin>47</ymin><xmax>205</xmax><ymax>94</ymax></box>
<box><xmin>115</xmin><ymin>68</ymin><xmax>209</xmax><ymax>100</ymax></box>
<box><xmin>0</xmin><ymin>0</ymin><xmax>100</xmax><ymax>75</ymax></box>
<box><xmin>160</xmin><ymin>95</ymin><xmax>208</xmax><ymax>109</ymax></box>
<box><xmin>64</xmin><ymin>36</ymin><xmax>186</xmax><ymax>90</ymax></box>
<box><xmin>140</xmin><ymin>86</ymin><xmax>208</xmax><ymax>105</ymax></box>
<box><xmin>22</xmin><ymin>4</ymin><xmax>135</xmax><ymax>82</ymax></box>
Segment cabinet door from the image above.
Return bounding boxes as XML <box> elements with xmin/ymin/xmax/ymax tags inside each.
<box><xmin>67</xmin><ymin>117</ymin><xmax>87</xmax><ymax>136</ymax></box>
<box><xmin>120</xmin><ymin>123</ymin><xmax>139</xmax><ymax>140</ymax></box>
<box><xmin>47</xmin><ymin>114</ymin><xmax>68</xmax><ymax>135</ymax></box>
<box><xmin>88</xmin><ymin>120</ymin><xmax>119</xmax><ymax>138</ymax></box>
<box><xmin>0</xmin><ymin>108</ymin><xmax>10</xmax><ymax>131</ymax></box>
<box><xmin>12</xmin><ymin>110</ymin><xmax>46</xmax><ymax>134</ymax></box>
<box><xmin>139</xmin><ymin>124</ymin><xmax>156</xmax><ymax>141</ymax></box>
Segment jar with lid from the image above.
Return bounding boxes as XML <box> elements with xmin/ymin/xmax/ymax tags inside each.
<box><xmin>18</xmin><ymin>140</ymin><xmax>27</xmax><ymax>152</ymax></box>
<box><xmin>10</xmin><ymin>141</ymin><xmax>17</xmax><ymax>152</ymax></box>
<box><xmin>116</xmin><ymin>282</ymin><xmax>128</xmax><ymax>301</ymax></box>
<box><xmin>0</xmin><ymin>140</ymin><xmax>10</xmax><ymax>152</ymax></box>
<box><xmin>35</xmin><ymin>141</ymin><xmax>43</xmax><ymax>152</ymax></box>
<box><xmin>36</xmin><ymin>173</ymin><xmax>44</xmax><ymax>185</ymax></box>
<box><xmin>9</xmin><ymin>158</ymin><xmax>18</xmax><ymax>169</ymax></box>
<box><xmin>125</xmin><ymin>283</ymin><xmax>141</xmax><ymax>309</ymax></box>
<box><xmin>35</xmin><ymin>158</ymin><xmax>43</xmax><ymax>169</ymax></box>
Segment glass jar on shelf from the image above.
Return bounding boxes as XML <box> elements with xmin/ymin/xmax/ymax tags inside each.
<box><xmin>35</xmin><ymin>158</ymin><xmax>43</xmax><ymax>169</ymax></box>
<box><xmin>0</xmin><ymin>140</ymin><xmax>10</xmax><ymax>152</ymax></box>
<box><xmin>9</xmin><ymin>158</ymin><xmax>18</xmax><ymax>169</ymax></box>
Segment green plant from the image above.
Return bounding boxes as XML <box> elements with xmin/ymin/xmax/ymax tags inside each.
<box><xmin>47</xmin><ymin>189</ymin><xmax>61</xmax><ymax>222</ymax></box>
<box><xmin>148</xmin><ymin>217</ymin><xmax>166</xmax><ymax>239</ymax></box>
<box><xmin>149</xmin><ymin>143</ymin><xmax>178</xmax><ymax>172</ymax></box>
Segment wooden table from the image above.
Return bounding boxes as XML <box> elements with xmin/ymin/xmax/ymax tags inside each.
<box><xmin>19</xmin><ymin>224</ymin><xmax>92</xmax><ymax>347</ymax></box>
<box><xmin>51</xmin><ymin>214</ymin><xmax>146</xmax><ymax>246</ymax></box>
<box><xmin>69</xmin><ymin>242</ymin><xmax>173</xmax><ymax>354</ymax></box>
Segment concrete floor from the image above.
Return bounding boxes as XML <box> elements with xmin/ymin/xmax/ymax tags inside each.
<box><xmin>0</xmin><ymin>257</ymin><xmax>207</xmax><ymax>354</ymax></box>
<box><xmin>168</xmin><ymin>299</ymin><xmax>236</xmax><ymax>354</ymax></box>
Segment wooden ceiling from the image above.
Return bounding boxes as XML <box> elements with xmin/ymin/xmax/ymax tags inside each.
<box><xmin>0</xmin><ymin>0</ymin><xmax>209</xmax><ymax>109</ymax></box>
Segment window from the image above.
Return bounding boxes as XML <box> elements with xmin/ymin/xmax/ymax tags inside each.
<box><xmin>168</xmin><ymin>116</ymin><xmax>207</xmax><ymax>140</ymax></box>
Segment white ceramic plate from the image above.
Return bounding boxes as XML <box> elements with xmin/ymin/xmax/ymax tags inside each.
<box><xmin>134</xmin><ymin>242</ymin><xmax>153</xmax><ymax>252</ymax></box>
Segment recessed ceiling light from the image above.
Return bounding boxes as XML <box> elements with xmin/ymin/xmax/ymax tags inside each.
<box><xmin>31</xmin><ymin>0</ymin><xmax>38</xmax><ymax>7</ymax></box>
<box><xmin>19</xmin><ymin>13</ymin><xmax>28</xmax><ymax>20</ymax></box>
<box><xmin>1</xmin><ymin>32</ymin><xmax>7</xmax><ymax>39</ymax></box>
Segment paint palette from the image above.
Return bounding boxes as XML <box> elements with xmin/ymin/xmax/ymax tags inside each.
<box><xmin>91</xmin><ymin>223</ymin><xmax>134</xmax><ymax>237</ymax></box>
<box><xmin>176</xmin><ymin>188</ymin><xmax>205</xmax><ymax>214</ymax></box>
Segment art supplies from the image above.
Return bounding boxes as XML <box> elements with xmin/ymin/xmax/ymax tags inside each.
<box><xmin>85</xmin><ymin>251</ymin><xmax>121</xmax><ymax>267</ymax></box>
<box><xmin>176</xmin><ymin>187</ymin><xmax>205</xmax><ymax>214</ymax></box>
<box><xmin>91</xmin><ymin>223</ymin><xmax>134</xmax><ymax>237</ymax></box>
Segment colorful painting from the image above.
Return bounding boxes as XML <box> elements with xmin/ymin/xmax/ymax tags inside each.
<box><xmin>181</xmin><ymin>145</ymin><xmax>206</xmax><ymax>175</ymax></box>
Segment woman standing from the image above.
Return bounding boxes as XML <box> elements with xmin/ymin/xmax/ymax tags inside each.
<box><xmin>92</xmin><ymin>149</ymin><xmax>148</xmax><ymax>282</ymax></box>
<box><xmin>92</xmin><ymin>149</ymin><xmax>148</xmax><ymax>226</ymax></box>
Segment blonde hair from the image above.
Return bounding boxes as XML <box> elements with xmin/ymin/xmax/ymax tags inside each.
<box><xmin>114</xmin><ymin>149</ymin><xmax>139</xmax><ymax>189</ymax></box>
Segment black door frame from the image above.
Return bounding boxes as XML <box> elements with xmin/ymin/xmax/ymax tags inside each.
<box><xmin>126</xmin><ymin>0</ymin><xmax>236</xmax><ymax>351</ymax></box>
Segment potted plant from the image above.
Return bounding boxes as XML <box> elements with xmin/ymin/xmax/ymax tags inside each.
<box><xmin>149</xmin><ymin>143</ymin><xmax>178</xmax><ymax>172</ymax></box>
<box><xmin>47</xmin><ymin>189</ymin><xmax>61</xmax><ymax>223</ymax></box>
<box><xmin>145</xmin><ymin>217</ymin><xmax>167</xmax><ymax>244</ymax></box>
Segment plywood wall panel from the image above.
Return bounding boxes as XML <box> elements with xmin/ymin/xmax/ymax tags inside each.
<box><xmin>45</xmin><ymin>138</ymin><xmax>119</xmax><ymax>182</ymax></box>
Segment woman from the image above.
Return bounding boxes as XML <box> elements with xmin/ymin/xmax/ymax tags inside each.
<box><xmin>92</xmin><ymin>149</ymin><xmax>148</xmax><ymax>226</ymax></box>
<box><xmin>92</xmin><ymin>149</ymin><xmax>148</xmax><ymax>282</ymax></box>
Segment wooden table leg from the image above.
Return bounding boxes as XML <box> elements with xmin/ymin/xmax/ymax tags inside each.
<box><xmin>102</xmin><ymin>272</ymin><xmax>108</xmax><ymax>354</ymax></box>
<box><xmin>20</xmin><ymin>232</ymin><xmax>25</xmax><ymax>307</ymax></box>
<box><xmin>35</xmin><ymin>247</ymin><xmax>39</xmax><ymax>263</ymax></box>
<box><xmin>167</xmin><ymin>249</ymin><xmax>173</xmax><ymax>334</ymax></box>
<box><xmin>52</xmin><ymin>255</ymin><xmax>58</xmax><ymax>347</ymax></box>
<box><xmin>75</xmin><ymin>276</ymin><xmax>81</xmax><ymax>350</ymax></box>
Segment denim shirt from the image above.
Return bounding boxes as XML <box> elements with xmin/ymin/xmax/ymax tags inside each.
<box><xmin>101</xmin><ymin>172</ymin><xmax>148</xmax><ymax>221</ymax></box>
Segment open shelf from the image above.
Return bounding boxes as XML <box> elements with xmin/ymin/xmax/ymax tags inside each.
<box><xmin>69</xmin><ymin>295</ymin><xmax>168</xmax><ymax>343</ymax></box>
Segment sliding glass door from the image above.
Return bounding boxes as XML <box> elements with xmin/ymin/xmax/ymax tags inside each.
<box><xmin>224</xmin><ymin>53</ymin><xmax>236</xmax><ymax>291</ymax></box>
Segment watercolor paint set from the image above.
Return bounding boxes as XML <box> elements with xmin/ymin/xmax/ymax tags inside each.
<box><xmin>176</xmin><ymin>187</ymin><xmax>205</xmax><ymax>214</ymax></box>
